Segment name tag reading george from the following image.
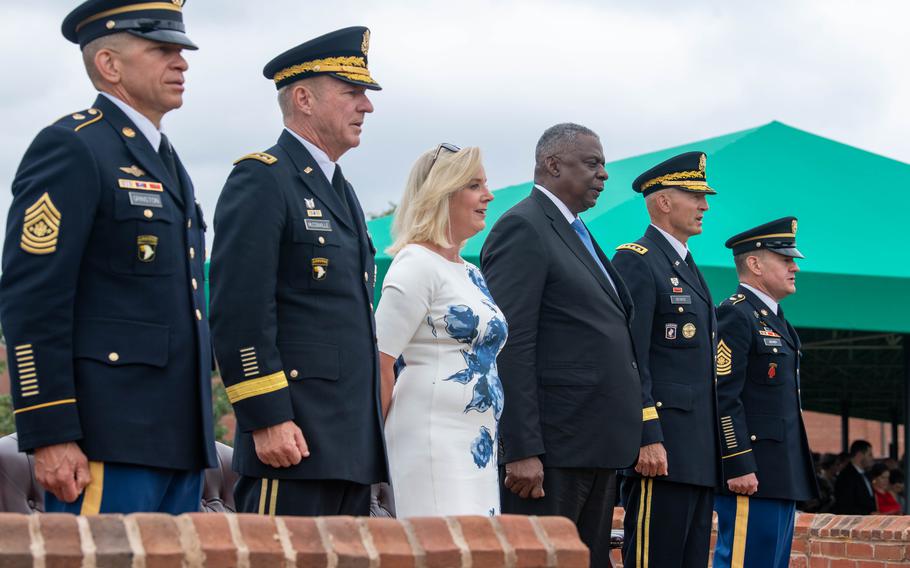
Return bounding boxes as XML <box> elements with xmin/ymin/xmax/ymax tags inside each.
<box><xmin>129</xmin><ymin>192</ymin><xmax>163</xmax><ymax>208</ymax></box>
<box><xmin>305</xmin><ymin>219</ymin><xmax>332</xmax><ymax>232</ymax></box>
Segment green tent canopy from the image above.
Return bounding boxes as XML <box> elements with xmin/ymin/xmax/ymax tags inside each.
<box><xmin>368</xmin><ymin>121</ymin><xmax>910</xmax><ymax>334</ymax></box>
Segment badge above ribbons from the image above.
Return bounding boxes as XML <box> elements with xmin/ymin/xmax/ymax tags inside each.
<box><xmin>21</xmin><ymin>192</ymin><xmax>61</xmax><ymax>255</ymax></box>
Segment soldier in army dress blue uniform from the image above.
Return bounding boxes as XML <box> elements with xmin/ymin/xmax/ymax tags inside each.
<box><xmin>713</xmin><ymin>217</ymin><xmax>818</xmax><ymax>567</ymax></box>
<box><xmin>209</xmin><ymin>27</ymin><xmax>387</xmax><ymax>516</ymax></box>
<box><xmin>0</xmin><ymin>0</ymin><xmax>215</xmax><ymax>514</ymax></box>
<box><xmin>612</xmin><ymin>152</ymin><xmax>720</xmax><ymax>567</ymax></box>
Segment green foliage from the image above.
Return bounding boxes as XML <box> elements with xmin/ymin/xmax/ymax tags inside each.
<box><xmin>0</xmin><ymin>395</ymin><xmax>13</xmax><ymax>437</ymax></box>
<box><xmin>211</xmin><ymin>375</ymin><xmax>234</xmax><ymax>445</ymax></box>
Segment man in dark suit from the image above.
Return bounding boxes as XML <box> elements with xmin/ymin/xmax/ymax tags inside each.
<box><xmin>0</xmin><ymin>0</ymin><xmax>215</xmax><ymax>514</ymax></box>
<box><xmin>481</xmin><ymin>123</ymin><xmax>642</xmax><ymax>567</ymax></box>
<box><xmin>612</xmin><ymin>152</ymin><xmax>719</xmax><ymax>567</ymax></box>
<box><xmin>713</xmin><ymin>217</ymin><xmax>819</xmax><ymax>567</ymax></box>
<box><xmin>834</xmin><ymin>440</ymin><xmax>876</xmax><ymax>514</ymax></box>
<box><xmin>209</xmin><ymin>27</ymin><xmax>386</xmax><ymax>516</ymax></box>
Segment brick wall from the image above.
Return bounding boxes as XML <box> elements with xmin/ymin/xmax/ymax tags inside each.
<box><xmin>0</xmin><ymin>513</ymin><xmax>589</xmax><ymax>567</ymax></box>
<box><xmin>610</xmin><ymin>508</ymin><xmax>910</xmax><ymax>567</ymax></box>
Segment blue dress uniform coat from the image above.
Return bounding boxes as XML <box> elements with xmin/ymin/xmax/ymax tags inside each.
<box><xmin>715</xmin><ymin>286</ymin><xmax>816</xmax><ymax>500</ymax></box>
<box><xmin>209</xmin><ymin>130</ymin><xmax>386</xmax><ymax>485</ymax></box>
<box><xmin>612</xmin><ymin>226</ymin><xmax>720</xmax><ymax>486</ymax></box>
<box><xmin>0</xmin><ymin>94</ymin><xmax>216</xmax><ymax>471</ymax></box>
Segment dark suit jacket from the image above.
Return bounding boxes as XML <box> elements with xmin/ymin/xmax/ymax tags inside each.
<box><xmin>612</xmin><ymin>226</ymin><xmax>719</xmax><ymax>487</ymax></box>
<box><xmin>0</xmin><ymin>94</ymin><xmax>216</xmax><ymax>470</ymax></box>
<box><xmin>715</xmin><ymin>286</ymin><xmax>817</xmax><ymax>501</ymax></box>
<box><xmin>834</xmin><ymin>464</ymin><xmax>876</xmax><ymax>514</ymax></box>
<box><xmin>480</xmin><ymin>188</ymin><xmax>642</xmax><ymax>469</ymax></box>
<box><xmin>210</xmin><ymin>130</ymin><xmax>386</xmax><ymax>484</ymax></box>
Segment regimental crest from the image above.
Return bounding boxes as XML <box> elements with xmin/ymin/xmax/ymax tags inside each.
<box><xmin>361</xmin><ymin>29</ymin><xmax>370</xmax><ymax>55</ymax></box>
<box><xmin>305</xmin><ymin>197</ymin><xmax>316</xmax><ymax>209</ymax></box>
<box><xmin>716</xmin><ymin>340</ymin><xmax>732</xmax><ymax>376</ymax></box>
<box><xmin>137</xmin><ymin>235</ymin><xmax>158</xmax><ymax>262</ymax></box>
<box><xmin>172</xmin><ymin>0</ymin><xmax>185</xmax><ymax>7</ymax></box>
<box><xmin>21</xmin><ymin>192</ymin><xmax>61</xmax><ymax>255</ymax></box>
<box><xmin>312</xmin><ymin>257</ymin><xmax>329</xmax><ymax>280</ymax></box>
<box><xmin>791</xmin><ymin>219</ymin><xmax>798</xmax><ymax>234</ymax></box>
<box><xmin>698</xmin><ymin>153</ymin><xmax>706</xmax><ymax>173</ymax></box>
<box><xmin>670</xmin><ymin>277</ymin><xmax>679</xmax><ymax>286</ymax></box>
<box><xmin>120</xmin><ymin>165</ymin><xmax>146</xmax><ymax>177</ymax></box>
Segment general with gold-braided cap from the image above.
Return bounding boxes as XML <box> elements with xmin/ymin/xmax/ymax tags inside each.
<box><xmin>263</xmin><ymin>26</ymin><xmax>381</xmax><ymax>90</ymax></box>
<box><xmin>61</xmin><ymin>0</ymin><xmax>197</xmax><ymax>50</ymax></box>
<box><xmin>632</xmin><ymin>151</ymin><xmax>717</xmax><ymax>196</ymax></box>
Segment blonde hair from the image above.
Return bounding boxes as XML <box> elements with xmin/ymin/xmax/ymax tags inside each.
<box><xmin>388</xmin><ymin>146</ymin><xmax>483</xmax><ymax>255</ymax></box>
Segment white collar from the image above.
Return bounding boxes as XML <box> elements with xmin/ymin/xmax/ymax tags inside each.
<box><xmin>285</xmin><ymin>127</ymin><xmax>337</xmax><ymax>183</ymax></box>
<box><xmin>535</xmin><ymin>184</ymin><xmax>576</xmax><ymax>225</ymax></box>
<box><xmin>740</xmin><ymin>283</ymin><xmax>779</xmax><ymax>315</ymax></box>
<box><xmin>100</xmin><ymin>92</ymin><xmax>161</xmax><ymax>151</ymax></box>
<box><xmin>651</xmin><ymin>223</ymin><xmax>689</xmax><ymax>261</ymax></box>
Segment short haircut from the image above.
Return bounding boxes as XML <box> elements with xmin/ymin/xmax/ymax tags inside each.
<box><xmin>849</xmin><ymin>439</ymin><xmax>872</xmax><ymax>457</ymax></box>
<box><xmin>277</xmin><ymin>76</ymin><xmax>327</xmax><ymax>120</ymax></box>
<box><xmin>534</xmin><ymin>123</ymin><xmax>598</xmax><ymax>166</ymax></box>
<box><xmin>388</xmin><ymin>146</ymin><xmax>484</xmax><ymax>255</ymax></box>
<box><xmin>81</xmin><ymin>33</ymin><xmax>131</xmax><ymax>87</ymax></box>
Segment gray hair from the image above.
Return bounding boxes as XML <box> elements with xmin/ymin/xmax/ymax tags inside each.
<box><xmin>81</xmin><ymin>33</ymin><xmax>131</xmax><ymax>87</ymax></box>
<box><xmin>535</xmin><ymin>123</ymin><xmax>599</xmax><ymax>166</ymax></box>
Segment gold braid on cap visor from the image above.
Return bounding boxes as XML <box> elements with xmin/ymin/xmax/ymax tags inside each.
<box><xmin>641</xmin><ymin>170</ymin><xmax>705</xmax><ymax>192</ymax></box>
<box><xmin>273</xmin><ymin>56</ymin><xmax>376</xmax><ymax>84</ymax></box>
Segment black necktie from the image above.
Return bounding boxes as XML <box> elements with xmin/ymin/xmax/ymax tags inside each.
<box><xmin>158</xmin><ymin>133</ymin><xmax>179</xmax><ymax>183</ymax></box>
<box><xmin>331</xmin><ymin>165</ymin><xmax>351</xmax><ymax>216</ymax></box>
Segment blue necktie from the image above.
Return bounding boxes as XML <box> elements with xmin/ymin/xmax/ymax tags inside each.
<box><xmin>571</xmin><ymin>218</ymin><xmax>617</xmax><ymax>293</ymax></box>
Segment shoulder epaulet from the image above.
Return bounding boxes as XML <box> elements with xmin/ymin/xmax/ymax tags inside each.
<box><xmin>615</xmin><ymin>243</ymin><xmax>648</xmax><ymax>255</ymax></box>
<box><xmin>233</xmin><ymin>152</ymin><xmax>277</xmax><ymax>166</ymax></box>
<box><xmin>56</xmin><ymin>108</ymin><xmax>104</xmax><ymax>132</ymax></box>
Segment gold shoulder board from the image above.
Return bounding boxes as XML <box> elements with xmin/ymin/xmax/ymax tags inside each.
<box><xmin>730</xmin><ymin>294</ymin><xmax>746</xmax><ymax>305</ymax></box>
<box><xmin>615</xmin><ymin>243</ymin><xmax>648</xmax><ymax>255</ymax></box>
<box><xmin>233</xmin><ymin>152</ymin><xmax>277</xmax><ymax>166</ymax></box>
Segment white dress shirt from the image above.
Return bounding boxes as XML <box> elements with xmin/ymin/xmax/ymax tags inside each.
<box><xmin>100</xmin><ymin>92</ymin><xmax>161</xmax><ymax>151</ymax></box>
<box><xmin>651</xmin><ymin>223</ymin><xmax>689</xmax><ymax>261</ymax></box>
<box><xmin>740</xmin><ymin>283</ymin><xmax>779</xmax><ymax>316</ymax></box>
<box><xmin>285</xmin><ymin>128</ymin><xmax>337</xmax><ymax>184</ymax></box>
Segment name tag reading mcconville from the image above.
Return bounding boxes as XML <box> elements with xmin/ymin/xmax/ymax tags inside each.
<box><xmin>305</xmin><ymin>219</ymin><xmax>332</xmax><ymax>232</ymax></box>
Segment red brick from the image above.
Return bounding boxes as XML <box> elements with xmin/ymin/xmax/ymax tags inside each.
<box><xmin>87</xmin><ymin>515</ymin><xmax>133</xmax><ymax>568</ymax></box>
<box><xmin>790</xmin><ymin>556</ymin><xmax>809</xmax><ymax>568</ymax></box>
<box><xmin>846</xmin><ymin>542</ymin><xmax>875</xmax><ymax>560</ymax></box>
<box><xmin>406</xmin><ymin>517</ymin><xmax>462</xmax><ymax>567</ymax></box>
<box><xmin>792</xmin><ymin>538</ymin><xmax>808</xmax><ymax>554</ymax></box>
<box><xmin>0</xmin><ymin>514</ymin><xmax>32</xmax><ymax>568</ymax></box>
<box><xmin>320</xmin><ymin>516</ymin><xmax>370</xmax><ymax>568</ymax></box>
<box><xmin>855</xmin><ymin>562</ymin><xmax>885</xmax><ymax>568</ymax></box>
<box><xmin>37</xmin><ymin>514</ymin><xmax>83</xmax><ymax>568</ymax></box>
<box><xmin>236</xmin><ymin>514</ymin><xmax>286</xmax><ymax>568</ymax></box>
<box><xmin>873</xmin><ymin>544</ymin><xmax>904</xmax><ymax>561</ymax></box>
<box><xmin>821</xmin><ymin>541</ymin><xmax>847</xmax><ymax>557</ymax></box>
<box><xmin>280</xmin><ymin>516</ymin><xmax>329</xmax><ymax>567</ymax></box>
<box><xmin>795</xmin><ymin>513</ymin><xmax>815</xmax><ymax>536</ymax></box>
<box><xmin>535</xmin><ymin>516</ymin><xmax>589</xmax><ymax>568</ymax></box>
<box><xmin>362</xmin><ymin>518</ymin><xmax>416</xmax><ymax>568</ymax></box>
<box><xmin>829</xmin><ymin>559</ymin><xmax>856</xmax><ymax>568</ymax></box>
<box><xmin>454</xmin><ymin>516</ymin><xmax>505</xmax><ymax>567</ymax></box>
<box><xmin>496</xmin><ymin>515</ymin><xmax>549</xmax><ymax>568</ymax></box>
<box><xmin>132</xmin><ymin>514</ymin><xmax>183</xmax><ymax>568</ymax></box>
<box><xmin>809</xmin><ymin>556</ymin><xmax>830</xmax><ymax>568</ymax></box>
<box><xmin>612</xmin><ymin>507</ymin><xmax>624</xmax><ymax>529</ymax></box>
<box><xmin>186</xmin><ymin>513</ymin><xmax>237</xmax><ymax>567</ymax></box>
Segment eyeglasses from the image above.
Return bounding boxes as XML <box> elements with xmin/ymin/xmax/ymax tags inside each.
<box><xmin>431</xmin><ymin>143</ymin><xmax>461</xmax><ymax>167</ymax></box>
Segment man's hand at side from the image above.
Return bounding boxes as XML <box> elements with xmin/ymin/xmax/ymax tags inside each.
<box><xmin>504</xmin><ymin>456</ymin><xmax>545</xmax><ymax>499</ymax></box>
<box><xmin>635</xmin><ymin>442</ymin><xmax>669</xmax><ymax>477</ymax></box>
<box><xmin>34</xmin><ymin>442</ymin><xmax>91</xmax><ymax>503</ymax></box>
<box><xmin>727</xmin><ymin>473</ymin><xmax>759</xmax><ymax>495</ymax></box>
<box><xmin>252</xmin><ymin>421</ymin><xmax>309</xmax><ymax>468</ymax></box>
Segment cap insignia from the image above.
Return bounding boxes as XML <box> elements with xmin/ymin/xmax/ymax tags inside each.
<box><xmin>361</xmin><ymin>29</ymin><xmax>370</xmax><ymax>55</ymax></box>
<box><xmin>699</xmin><ymin>153</ymin><xmax>706</xmax><ymax>173</ymax></box>
<box><xmin>791</xmin><ymin>219</ymin><xmax>798</xmax><ymax>234</ymax></box>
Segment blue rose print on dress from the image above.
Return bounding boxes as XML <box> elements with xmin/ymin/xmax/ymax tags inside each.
<box><xmin>467</xmin><ymin>266</ymin><xmax>496</xmax><ymax>310</ymax></box>
<box><xmin>426</xmin><ymin>315</ymin><xmax>438</xmax><ymax>337</ymax></box>
<box><xmin>471</xmin><ymin>426</ymin><xmax>494</xmax><ymax>468</ymax></box>
<box><xmin>444</xmin><ymin>304</ymin><xmax>479</xmax><ymax>345</ymax></box>
<box><xmin>461</xmin><ymin>317</ymin><xmax>507</xmax><ymax>420</ymax></box>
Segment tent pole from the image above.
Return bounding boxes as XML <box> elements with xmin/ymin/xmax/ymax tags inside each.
<box><xmin>903</xmin><ymin>334</ymin><xmax>909</xmax><ymax>514</ymax></box>
<box><xmin>841</xmin><ymin>399</ymin><xmax>850</xmax><ymax>454</ymax></box>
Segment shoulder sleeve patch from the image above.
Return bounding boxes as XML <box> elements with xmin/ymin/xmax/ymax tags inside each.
<box><xmin>615</xmin><ymin>243</ymin><xmax>648</xmax><ymax>255</ymax></box>
<box><xmin>56</xmin><ymin>108</ymin><xmax>103</xmax><ymax>132</ymax></box>
<box><xmin>233</xmin><ymin>152</ymin><xmax>277</xmax><ymax>166</ymax></box>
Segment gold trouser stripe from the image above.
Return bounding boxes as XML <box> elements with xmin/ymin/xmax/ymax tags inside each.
<box><xmin>76</xmin><ymin>3</ymin><xmax>181</xmax><ymax>31</ymax></box>
<box><xmin>643</xmin><ymin>479</ymin><xmax>653</xmax><ymax>568</ymax></box>
<box><xmin>269</xmin><ymin>479</ymin><xmax>279</xmax><ymax>516</ymax></box>
<box><xmin>642</xmin><ymin>406</ymin><xmax>658</xmax><ymax>421</ymax></box>
<box><xmin>225</xmin><ymin>371</ymin><xmax>288</xmax><ymax>404</ymax></box>
<box><xmin>722</xmin><ymin>448</ymin><xmax>753</xmax><ymax>460</ymax></box>
<box><xmin>80</xmin><ymin>461</ymin><xmax>105</xmax><ymax>515</ymax></box>
<box><xmin>13</xmin><ymin>398</ymin><xmax>76</xmax><ymax>415</ymax></box>
<box><xmin>258</xmin><ymin>478</ymin><xmax>269</xmax><ymax>515</ymax></box>
<box><xmin>637</xmin><ymin>477</ymin><xmax>653</xmax><ymax>568</ymax></box>
<box><xmin>732</xmin><ymin>495</ymin><xmax>750</xmax><ymax>568</ymax></box>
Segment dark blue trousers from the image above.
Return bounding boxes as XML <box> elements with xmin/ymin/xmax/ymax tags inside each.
<box><xmin>44</xmin><ymin>461</ymin><xmax>203</xmax><ymax>514</ymax></box>
<box><xmin>713</xmin><ymin>494</ymin><xmax>796</xmax><ymax>568</ymax></box>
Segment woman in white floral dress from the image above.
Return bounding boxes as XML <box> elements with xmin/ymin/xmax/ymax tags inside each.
<box><xmin>375</xmin><ymin>145</ymin><xmax>507</xmax><ymax>518</ymax></box>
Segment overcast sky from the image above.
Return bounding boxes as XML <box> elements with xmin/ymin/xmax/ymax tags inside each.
<box><xmin>1</xmin><ymin>0</ymin><xmax>907</xmax><ymax>251</ymax></box>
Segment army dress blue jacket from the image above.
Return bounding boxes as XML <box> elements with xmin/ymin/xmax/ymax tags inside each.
<box><xmin>612</xmin><ymin>225</ymin><xmax>720</xmax><ymax>487</ymax></box>
<box><xmin>715</xmin><ymin>285</ymin><xmax>817</xmax><ymax>501</ymax></box>
<box><xmin>209</xmin><ymin>130</ymin><xmax>386</xmax><ymax>484</ymax></box>
<box><xmin>0</xmin><ymin>94</ymin><xmax>216</xmax><ymax>471</ymax></box>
